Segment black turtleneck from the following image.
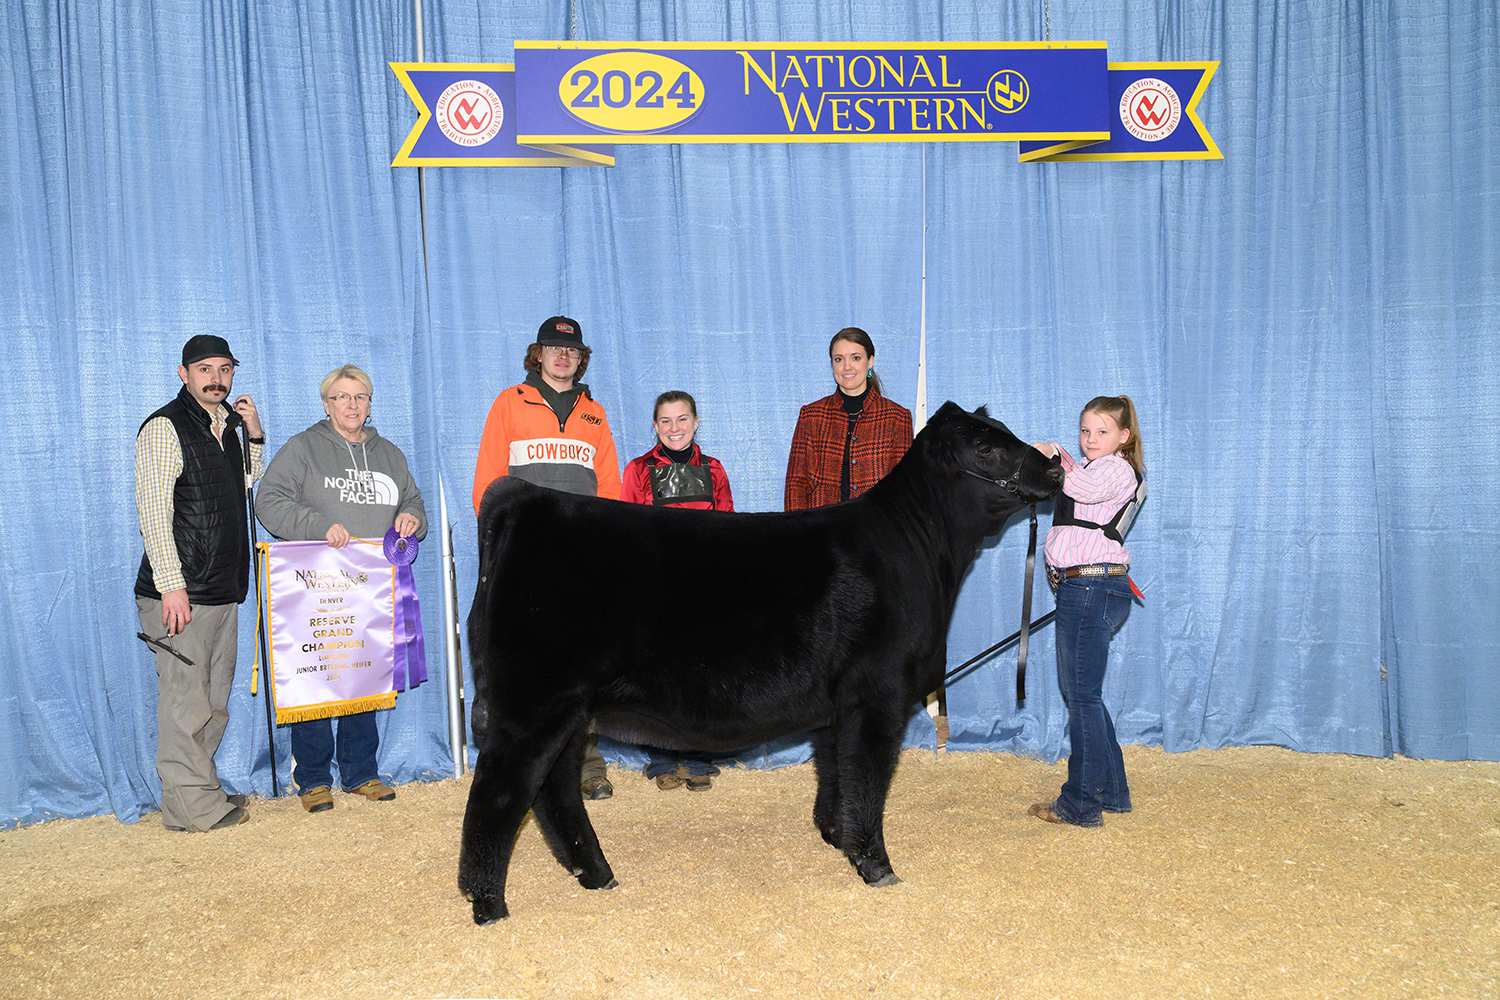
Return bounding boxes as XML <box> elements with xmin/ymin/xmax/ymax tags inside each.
<box><xmin>839</xmin><ymin>386</ymin><xmax>869</xmax><ymax>502</ymax></box>
<box><xmin>659</xmin><ymin>441</ymin><xmax>695</xmax><ymax>464</ymax></box>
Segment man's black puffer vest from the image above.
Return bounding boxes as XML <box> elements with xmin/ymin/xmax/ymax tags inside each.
<box><xmin>135</xmin><ymin>386</ymin><xmax>250</xmax><ymax>605</ymax></box>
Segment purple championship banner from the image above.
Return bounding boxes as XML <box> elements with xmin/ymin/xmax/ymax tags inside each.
<box><xmin>390</xmin><ymin>63</ymin><xmax>614</xmax><ymax>166</ymax></box>
<box><xmin>261</xmin><ymin>537</ymin><xmax>427</xmax><ymax>725</ymax></box>
<box><xmin>1018</xmin><ymin>62</ymin><xmax>1220</xmax><ymax>161</ymax></box>
<box><xmin>512</xmin><ymin>41</ymin><xmax>1111</xmax><ymax>144</ymax></box>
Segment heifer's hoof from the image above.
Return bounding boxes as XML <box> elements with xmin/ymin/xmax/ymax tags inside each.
<box><xmin>851</xmin><ymin>855</ymin><xmax>900</xmax><ymax>887</ymax></box>
<box><xmin>471</xmin><ymin>896</ymin><xmax>508</xmax><ymax>925</ymax></box>
<box><xmin>577</xmin><ymin>867</ymin><xmax>618</xmax><ymax>891</ymax></box>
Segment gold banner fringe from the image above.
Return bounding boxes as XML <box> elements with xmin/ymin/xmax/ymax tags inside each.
<box><xmin>275</xmin><ymin>692</ymin><xmax>397</xmax><ymax>726</ymax></box>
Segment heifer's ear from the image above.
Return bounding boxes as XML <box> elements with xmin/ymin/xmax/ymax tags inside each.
<box><xmin>972</xmin><ymin>404</ymin><xmax>990</xmax><ymax>419</ymax></box>
<box><xmin>932</xmin><ymin>400</ymin><xmax>965</xmax><ymax>422</ymax></box>
<box><xmin>922</xmin><ymin>403</ymin><xmax>970</xmax><ymax>472</ymax></box>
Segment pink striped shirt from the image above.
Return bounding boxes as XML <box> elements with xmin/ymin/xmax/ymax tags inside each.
<box><xmin>1043</xmin><ymin>450</ymin><xmax>1138</xmax><ymax>569</ymax></box>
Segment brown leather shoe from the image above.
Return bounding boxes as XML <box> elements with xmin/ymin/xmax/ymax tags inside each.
<box><xmin>349</xmin><ymin>780</ymin><xmax>396</xmax><ymax>802</ymax></box>
<box><xmin>1028</xmin><ymin>802</ymin><xmax>1066</xmax><ymax>824</ymax></box>
<box><xmin>300</xmin><ymin>787</ymin><xmax>334</xmax><ymax>813</ymax></box>
<box><xmin>684</xmin><ymin>773</ymin><xmax>712</xmax><ymax>792</ymax></box>
<box><xmin>581</xmin><ymin>776</ymin><xmax>614</xmax><ymax>800</ymax></box>
<box><xmin>653</xmin><ymin>771</ymin><xmax>684</xmax><ymax>790</ymax></box>
<box><xmin>1028</xmin><ymin>802</ymin><xmax>1103</xmax><ymax>827</ymax></box>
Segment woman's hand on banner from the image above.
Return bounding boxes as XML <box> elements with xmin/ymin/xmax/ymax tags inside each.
<box><xmin>325</xmin><ymin>523</ymin><xmax>351</xmax><ymax>548</ymax></box>
<box><xmin>394</xmin><ymin>513</ymin><xmax>420</xmax><ymax>538</ymax></box>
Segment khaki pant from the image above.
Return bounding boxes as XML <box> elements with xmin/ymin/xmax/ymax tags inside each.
<box><xmin>136</xmin><ymin>598</ymin><xmax>239</xmax><ymax>831</ymax></box>
<box><xmin>581</xmin><ymin>733</ymin><xmax>608</xmax><ymax>782</ymax></box>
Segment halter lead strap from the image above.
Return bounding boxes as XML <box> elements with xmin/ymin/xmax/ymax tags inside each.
<box><xmin>957</xmin><ymin>462</ymin><xmax>1040</xmax><ymax>703</ymax></box>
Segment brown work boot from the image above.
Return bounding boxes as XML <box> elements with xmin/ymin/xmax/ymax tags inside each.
<box><xmin>654</xmin><ymin>770</ymin><xmax>685</xmax><ymax>790</ymax></box>
<box><xmin>300</xmin><ymin>787</ymin><xmax>334</xmax><ymax>813</ymax></box>
<box><xmin>684</xmin><ymin>773</ymin><xmax>713</xmax><ymax>792</ymax></box>
<box><xmin>581</xmin><ymin>776</ymin><xmax>614</xmax><ymax>800</ymax></box>
<box><xmin>209</xmin><ymin>805</ymin><xmax>249</xmax><ymax>830</ymax></box>
<box><xmin>349</xmin><ymin>780</ymin><xmax>396</xmax><ymax>802</ymax></box>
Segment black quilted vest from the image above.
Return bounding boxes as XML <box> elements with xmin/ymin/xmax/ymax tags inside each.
<box><xmin>134</xmin><ymin>387</ymin><xmax>250</xmax><ymax>605</ymax></box>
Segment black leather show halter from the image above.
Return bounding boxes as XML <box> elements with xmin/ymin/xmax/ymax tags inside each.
<box><xmin>957</xmin><ymin>463</ymin><xmax>1043</xmax><ymax>703</ymax></box>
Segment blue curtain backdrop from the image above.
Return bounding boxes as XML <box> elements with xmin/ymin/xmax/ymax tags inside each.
<box><xmin>1</xmin><ymin>0</ymin><xmax>1496</xmax><ymax>829</ymax></box>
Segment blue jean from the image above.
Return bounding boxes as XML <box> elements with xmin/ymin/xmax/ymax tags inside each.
<box><xmin>1051</xmin><ymin>575</ymin><xmax>1133</xmax><ymax>826</ymax></box>
<box><xmin>290</xmin><ymin>711</ymin><xmax>380</xmax><ymax>793</ymax></box>
<box><xmin>644</xmin><ymin>746</ymin><xmax>722</xmax><ymax>778</ymax></box>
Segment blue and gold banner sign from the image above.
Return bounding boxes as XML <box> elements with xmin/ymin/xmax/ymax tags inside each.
<box><xmin>1018</xmin><ymin>62</ymin><xmax>1220</xmax><ymax>162</ymax></box>
<box><xmin>390</xmin><ymin>63</ymin><xmax>614</xmax><ymax>167</ymax></box>
<box><xmin>512</xmin><ymin>41</ymin><xmax>1110</xmax><ymax>144</ymax></box>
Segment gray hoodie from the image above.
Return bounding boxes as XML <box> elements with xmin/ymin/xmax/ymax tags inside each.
<box><xmin>256</xmin><ymin>420</ymin><xmax>428</xmax><ymax>543</ymax></box>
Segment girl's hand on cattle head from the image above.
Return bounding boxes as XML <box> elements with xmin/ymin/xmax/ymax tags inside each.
<box><xmin>1031</xmin><ymin>442</ymin><xmax>1059</xmax><ymax>459</ymax></box>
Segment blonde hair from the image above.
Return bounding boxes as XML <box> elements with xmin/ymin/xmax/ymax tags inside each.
<box><xmin>320</xmin><ymin>364</ymin><xmax>373</xmax><ymax>401</ymax></box>
<box><xmin>1082</xmin><ymin>395</ymin><xmax>1145</xmax><ymax>475</ymax></box>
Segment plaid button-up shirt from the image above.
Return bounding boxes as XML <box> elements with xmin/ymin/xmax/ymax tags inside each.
<box><xmin>135</xmin><ymin>404</ymin><xmax>263</xmax><ymax>595</ymax></box>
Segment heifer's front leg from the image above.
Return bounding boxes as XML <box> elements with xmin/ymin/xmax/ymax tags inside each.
<box><xmin>458</xmin><ymin>711</ymin><xmax>582</xmax><ymax>924</ymax></box>
<box><xmin>530</xmin><ymin>726</ymin><xmax>616</xmax><ymax>891</ymax></box>
<box><xmin>836</xmin><ymin>706</ymin><xmax>906</xmax><ymax>887</ymax></box>
<box><xmin>809</xmin><ymin>726</ymin><xmax>842</xmax><ymax>850</ymax></box>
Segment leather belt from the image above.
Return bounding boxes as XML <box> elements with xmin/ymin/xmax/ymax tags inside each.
<box><xmin>1047</xmin><ymin>563</ymin><xmax>1129</xmax><ymax>588</ymax></box>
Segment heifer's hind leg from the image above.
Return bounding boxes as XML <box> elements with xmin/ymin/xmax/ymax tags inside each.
<box><xmin>530</xmin><ymin>726</ymin><xmax>616</xmax><ymax>891</ymax></box>
<box><xmin>809</xmin><ymin>726</ymin><xmax>843</xmax><ymax>850</ymax></box>
<box><xmin>458</xmin><ymin>710</ymin><xmax>583</xmax><ymax>924</ymax></box>
<box><xmin>836</xmin><ymin>705</ymin><xmax>906</xmax><ymax>887</ymax></box>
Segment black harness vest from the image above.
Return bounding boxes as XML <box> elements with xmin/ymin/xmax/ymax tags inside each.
<box><xmin>134</xmin><ymin>387</ymin><xmax>250</xmax><ymax>605</ymax></box>
<box><xmin>1052</xmin><ymin>466</ymin><xmax>1147</xmax><ymax>544</ymax></box>
<box><xmin>647</xmin><ymin>455</ymin><xmax>714</xmax><ymax>506</ymax></box>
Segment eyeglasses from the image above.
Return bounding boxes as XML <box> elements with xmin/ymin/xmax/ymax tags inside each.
<box><xmin>542</xmin><ymin>346</ymin><xmax>580</xmax><ymax>359</ymax></box>
<box><xmin>327</xmin><ymin>392</ymin><xmax>371</xmax><ymax>405</ymax></box>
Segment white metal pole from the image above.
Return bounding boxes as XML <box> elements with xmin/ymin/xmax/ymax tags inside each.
<box><xmin>916</xmin><ymin>145</ymin><xmax>928</xmax><ymax>432</ymax></box>
<box><xmin>412</xmin><ymin>0</ymin><xmax>463</xmax><ymax>775</ymax></box>
<box><xmin>439</xmin><ymin>477</ymin><xmax>467</xmax><ymax>776</ymax></box>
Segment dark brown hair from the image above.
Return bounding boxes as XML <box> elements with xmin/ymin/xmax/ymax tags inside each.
<box><xmin>653</xmin><ymin>390</ymin><xmax>698</xmax><ymax>420</ymax></box>
<box><xmin>829</xmin><ymin>327</ymin><xmax>883</xmax><ymax>396</ymax></box>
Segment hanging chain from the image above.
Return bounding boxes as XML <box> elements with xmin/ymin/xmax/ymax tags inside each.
<box><xmin>1043</xmin><ymin>0</ymin><xmax>1052</xmax><ymax>42</ymax></box>
<box><xmin>570</xmin><ymin>0</ymin><xmax>579</xmax><ymax>40</ymax></box>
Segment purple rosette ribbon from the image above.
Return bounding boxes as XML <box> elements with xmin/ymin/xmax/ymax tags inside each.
<box><xmin>384</xmin><ymin>528</ymin><xmax>428</xmax><ymax>692</ymax></box>
<box><xmin>384</xmin><ymin>529</ymin><xmax>419</xmax><ymax>566</ymax></box>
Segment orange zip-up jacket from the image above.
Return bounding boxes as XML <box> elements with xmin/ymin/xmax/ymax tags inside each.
<box><xmin>473</xmin><ymin>380</ymin><xmax>622</xmax><ymax>511</ymax></box>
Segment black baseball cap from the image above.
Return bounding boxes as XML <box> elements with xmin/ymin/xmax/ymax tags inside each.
<box><xmin>536</xmin><ymin>316</ymin><xmax>585</xmax><ymax>350</ymax></box>
<box><xmin>181</xmin><ymin>334</ymin><xmax>240</xmax><ymax>366</ymax></box>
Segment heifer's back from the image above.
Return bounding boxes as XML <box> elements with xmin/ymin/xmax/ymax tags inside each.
<box><xmin>470</xmin><ymin>477</ymin><xmax>918</xmax><ymax>751</ymax></box>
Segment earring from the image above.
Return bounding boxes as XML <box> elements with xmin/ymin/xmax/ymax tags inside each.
<box><xmin>867</xmin><ymin>369</ymin><xmax>874</xmax><ymax>378</ymax></box>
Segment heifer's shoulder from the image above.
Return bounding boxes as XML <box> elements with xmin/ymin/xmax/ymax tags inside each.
<box><xmin>477</xmin><ymin>476</ymin><xmax>541</xmax><ymax>526</ymax></box>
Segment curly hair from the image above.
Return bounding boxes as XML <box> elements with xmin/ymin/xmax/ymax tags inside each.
<box><xmin>524</xmin><ymin>343</ymin><xmax>592</xmax><ymax>382</ymax></box>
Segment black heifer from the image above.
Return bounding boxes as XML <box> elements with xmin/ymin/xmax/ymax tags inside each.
<box><xmin>459</xmin><ymin>401</ymin><xmax>1062</xmax><ymax>923</ymax></box>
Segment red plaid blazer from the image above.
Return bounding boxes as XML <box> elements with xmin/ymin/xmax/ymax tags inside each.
<box><xmin>784</xmin><ymin>391</ymin><xmax>913</xmax><ymax>510</ymax></box>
